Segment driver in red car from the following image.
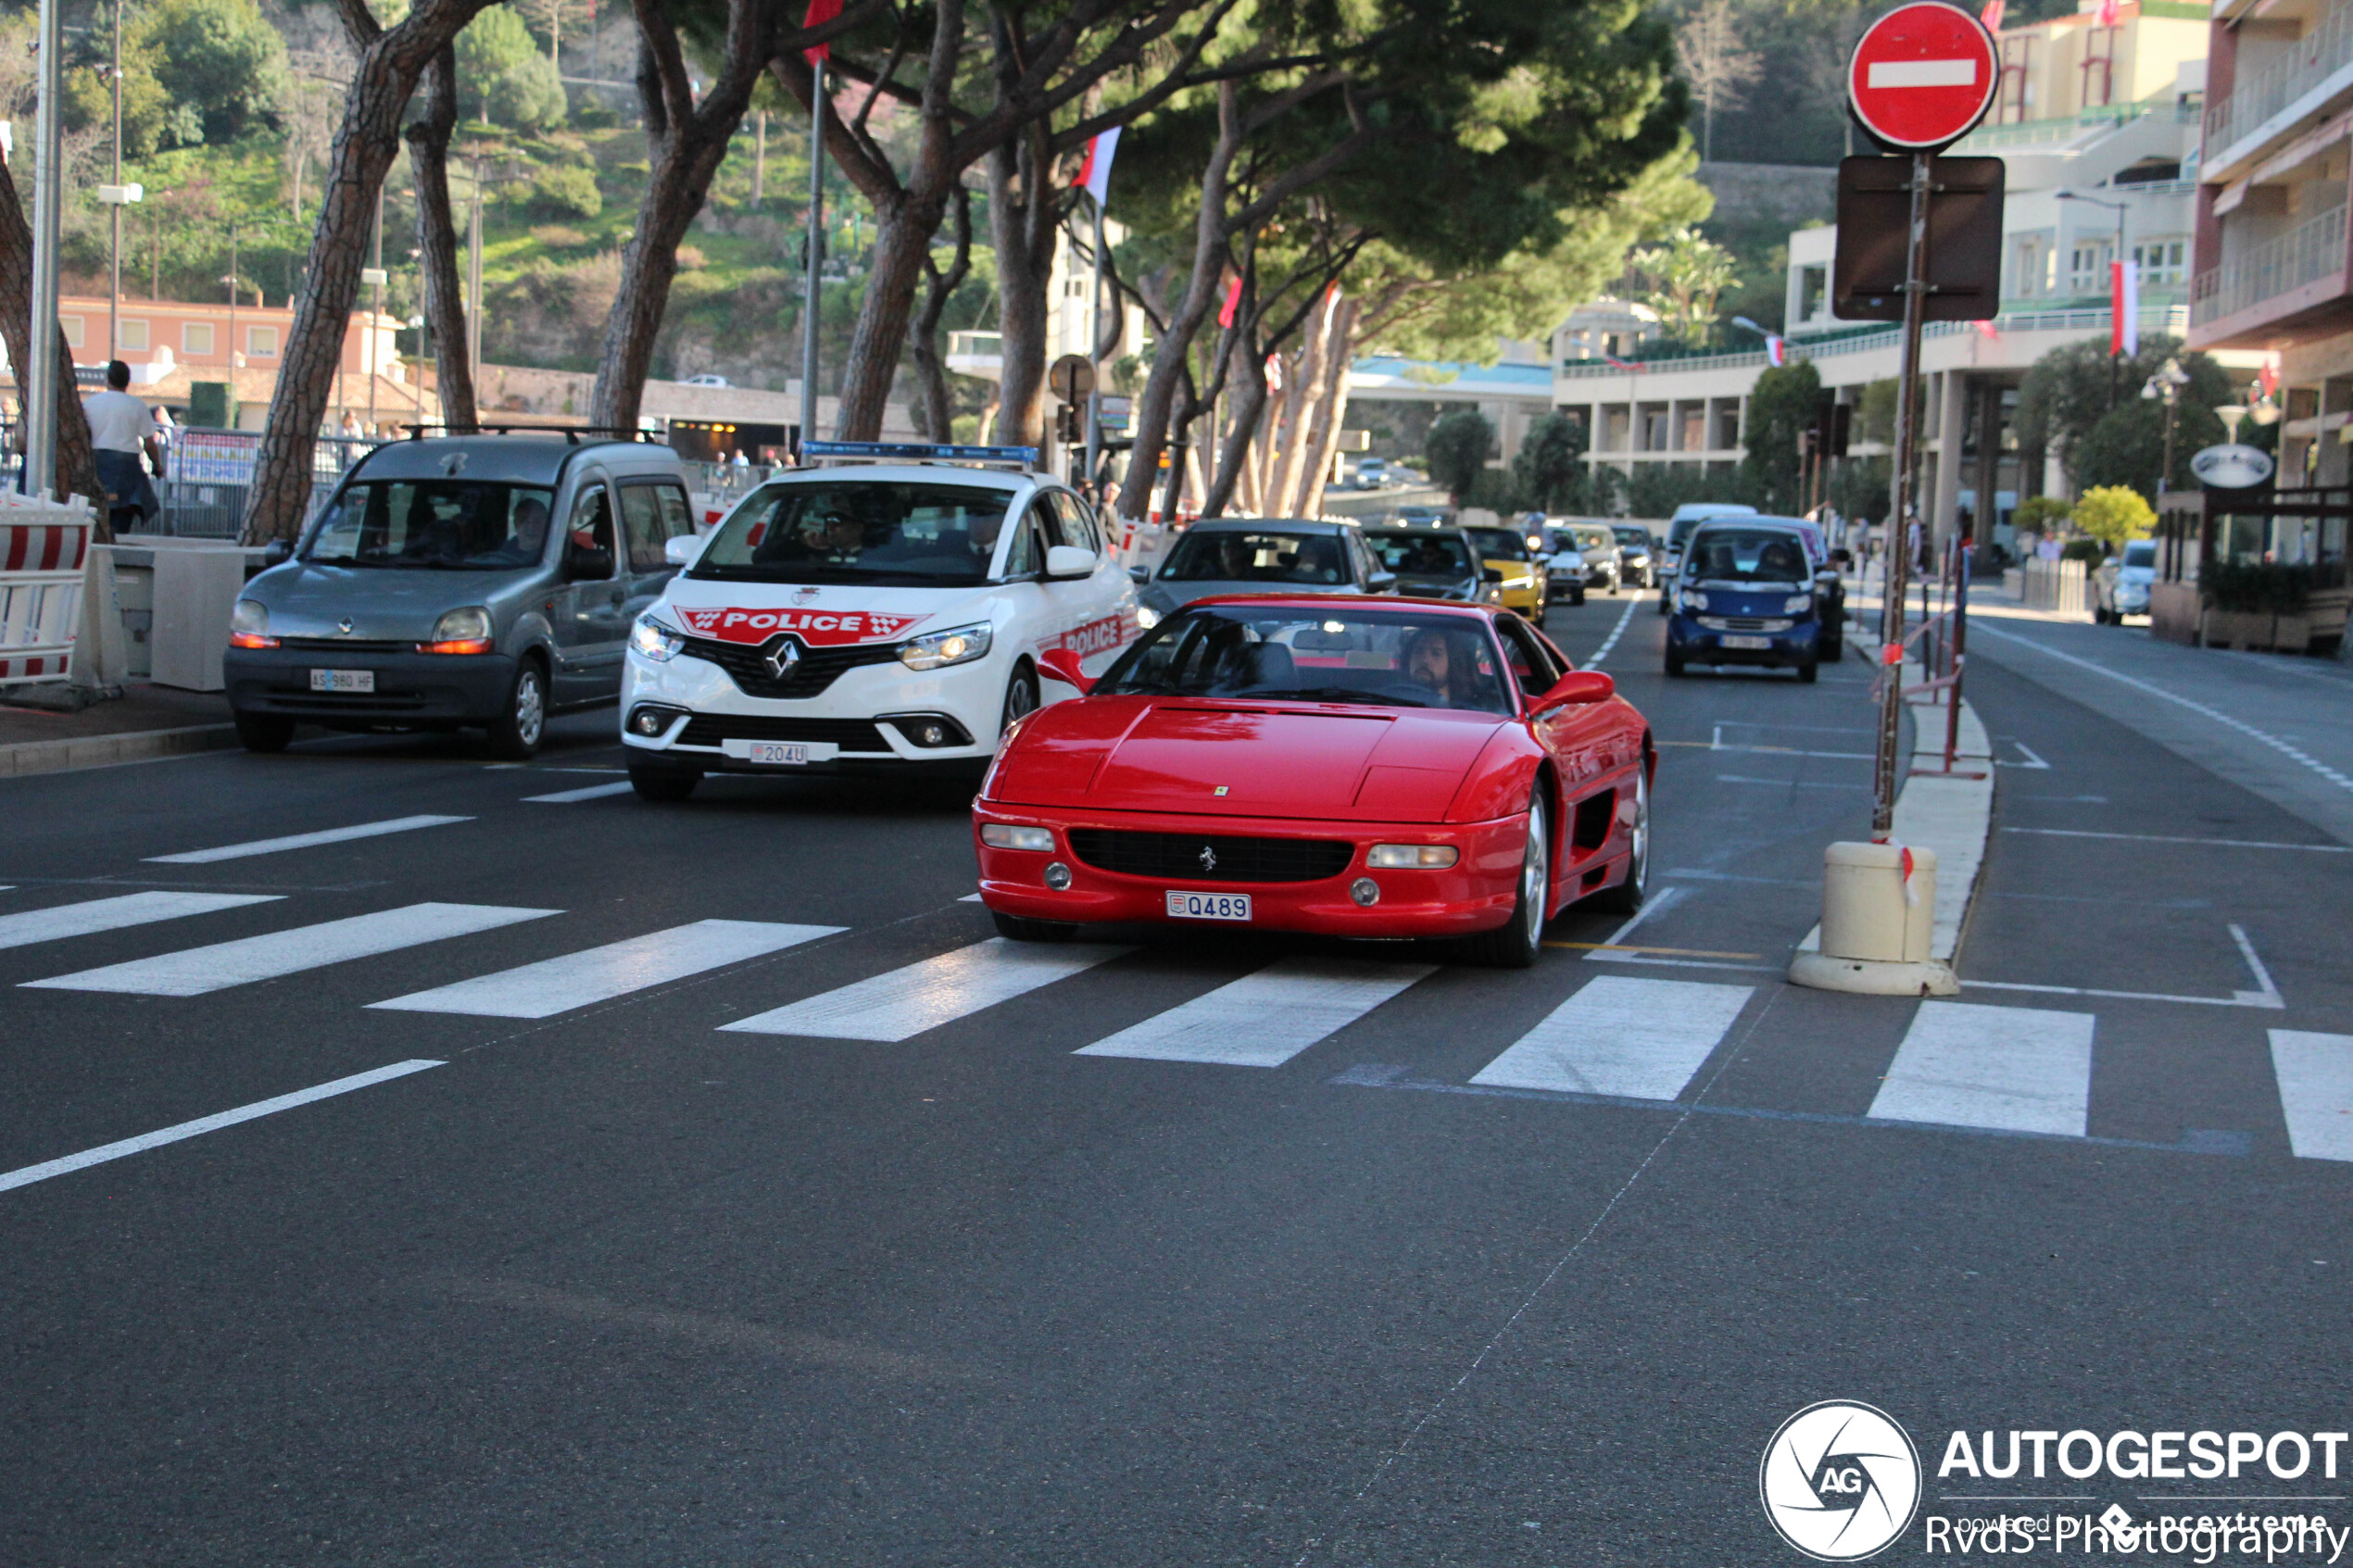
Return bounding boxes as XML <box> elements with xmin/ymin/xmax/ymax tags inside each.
<box><xmin>1405</xmin><ymin>626</ymin><xmax>1479</xmax><ymax>708</ymax></box>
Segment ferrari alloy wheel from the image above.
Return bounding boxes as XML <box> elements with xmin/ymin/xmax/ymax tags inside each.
<box><xmin>1465</xmin><ymin>797</ymin><xmax>1548</xmax><ymax>969</ymax></box>
<box><xmin>1585</xmin><ymin>768</ymin><xmax>1648</xmax><ymax>914</ymax></box>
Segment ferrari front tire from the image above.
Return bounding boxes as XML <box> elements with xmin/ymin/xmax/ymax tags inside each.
<box><xmin>1462</xmin><ymin>797</ymin><xmax>1548</xmax><ymax>969</ymax></box>
<box><xmin>992</xmin><ymin>909</ymin><xmax>1077</xmax><ymax>943</ymax></box>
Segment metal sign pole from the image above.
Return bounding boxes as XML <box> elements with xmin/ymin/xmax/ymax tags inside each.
<box><xmin>25</xmin><ymin>0</ymin><xmax>63</xmax><ymax>497</ymax></box>
<box><xmin>1085</xmin><ymin>194</ymin><xmax>1105</xmax><ymax>492</ymax></box>
<box><xmin>1872</xmin><ymin>147</ymin><xmax>1932</xmax><ymax>842</ymax></box>
<box><xmin>799</xmin><ymin>59</ymin><xmax>826</xmax><ymax>457</ymax></box>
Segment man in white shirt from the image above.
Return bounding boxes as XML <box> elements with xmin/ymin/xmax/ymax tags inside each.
<box><xmin>83</xmin><ymin>360</ymin><xmax>161</xmax><ymax>531</ymax></box>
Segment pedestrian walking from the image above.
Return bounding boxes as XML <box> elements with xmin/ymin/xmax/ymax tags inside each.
<box><xmin>83</xmin><ymin>361</ymin><xmax>162</xmax><ymax>533</ymax></box>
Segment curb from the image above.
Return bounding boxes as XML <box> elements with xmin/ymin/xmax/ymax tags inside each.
<box><xmin>0</xmin><ymin>722</ymin><xmax>239</xmax><ymax>779</ymax></box>
<box><xmin>1790</xmin><ymin>659</ymin><xmax>1995</xmax><ymax>996</ymax></box>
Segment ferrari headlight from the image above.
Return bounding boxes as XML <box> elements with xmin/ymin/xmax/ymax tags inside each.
<box><xmin>629</xmin><ymin>612</ymin><xmax>685</xmax><ymax>662</ymax></box>
<box><xmin>980</xmin><ymin>823</ymin><xmax>1056</xmax><ymax>851</ymax></box>
<box><xmin>1136</xmin><ymin>605</ymin><xmax>1162</xmax><ymax>630</ymax></box>
<box><xmin>899</xmin><ymin>621</ymin><xmax>993</xmax><ymax>671</ymax></box>
<box><xmin>1783</xmin><ymin>594</ymin><xmax>1815</xmax><ymax>615</ymax></box>
<box><xmin>1367</xmin><ymin>843</ymin><xmax>1459</xmax><ymax>869</ymax></box>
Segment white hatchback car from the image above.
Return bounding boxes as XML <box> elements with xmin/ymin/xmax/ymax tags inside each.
<box><xmin>620</xmin><ymin>443</ymin><xmax>1136</xmax><ymax>799</ymax></box>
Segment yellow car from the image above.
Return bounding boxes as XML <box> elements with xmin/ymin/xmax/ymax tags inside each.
<box><xmin>1461</xmin><ymin>523</ymin><xmax>1546</xmax><ymax>627</ymax></box>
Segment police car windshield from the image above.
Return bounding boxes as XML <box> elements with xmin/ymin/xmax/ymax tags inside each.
<box><xmin>691</xmin><ymin>480</ymin><xmax>1011</xmax><ymax>585</ymax></box>
<box><xmin>305</xmin><ymin>481</ymin><xmax>557</xmax><ymax>569</ymax></box>
<box><xmin>1684</xmin><ymin>527</ymin><xmax>1811</xmax><ymax>584</ymax></box>
<box><xmin>1096</xmin><ymin>606</ymin><xmax>1514</xmax><ymax>715</ymax></box>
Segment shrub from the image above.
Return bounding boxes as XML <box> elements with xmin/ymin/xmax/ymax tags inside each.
<box><xmin>2204</xmin><ymin>561</ymin><xmax>2318</xmax><ymax>615</ymax></box>
<box><xmin>2072</xmin><ymin>484</ymin><xmax>2157</xmax><ymax>549</ymax></box>
<box><xmin>674</xmin><ymin>245</ymin><xmax>708</xmax><ymax>271</ymax></box>
<box><xmin>529</xmin><ymin>224</ymin><xmax>590</xmax><ymax>248</ymax></box>
<box><xmin>531</xmin><ymin>165</ymin><xmax>601</xmax><ymax>220</ymax></box>
<box><xmin>2009</xmin><ymin>495</ymin><xmax>2070</xmax><ymax>534</ymax></box>
<box><xmin>1425</xmin><ymin>409</ymin><xmax>1496</xmax><ymax>503</ymax></box>
<box><xmin>492</xmin><ymin>56</ymin><xmax>567</xmax><ymax>132</ymax></box>
<box><xmin>2059</xmin><ymin>538</ymin><xmax>2107</xmax><ymax>566</ymax></box>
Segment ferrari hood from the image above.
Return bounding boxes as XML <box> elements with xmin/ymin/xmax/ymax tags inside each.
<box><xmin>990</xmin><ymin>696</ymin><xmax>1505</xmax><ymax>822</ymax></box>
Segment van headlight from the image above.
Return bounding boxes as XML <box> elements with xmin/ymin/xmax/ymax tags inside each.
<box><xmin>420</xmin><ymin>606</ymin><xmax>494</xmax><ymax>655</ymax></box>
<box><xmin>230</xmin><ymin>598</ymin><xmax>276</xmax><ymax>649</ymax></box>
<box><xmin>900</xmin><ymin>622</ymin><xmax>992</xmax><ymax>671</ymax></box>
<box><xmin>630</xmin><ymin>612</ymin><xmax>685</xmax><ymax>662</ymax></box>
<box><xmin>1783</xmin><ymin>594</ymin><xmax>1815</xmax><ymax>615</ymax></box>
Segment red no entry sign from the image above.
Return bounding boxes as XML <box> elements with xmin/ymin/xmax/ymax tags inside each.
<box><xmin>1848</xmin><ymin>3</ymin><xmax>1999</xmax><ymax>150</ymax></box>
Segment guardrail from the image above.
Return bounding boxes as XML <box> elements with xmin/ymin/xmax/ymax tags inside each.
<box><xmin>2191</xmin><ymin>206</ymin><xmax>2350</xmax><ymax>326</ymax></box>
<box><xmin>2207</xmin><ymin>0</ymin><xmax>2353</xmax><ymax>161</ymax></box>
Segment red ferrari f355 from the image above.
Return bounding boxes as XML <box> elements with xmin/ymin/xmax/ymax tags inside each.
<box><xmin>972</xmin><ymin>596</ymin><xmax>1653</xmax><ymax>967</ymax></box>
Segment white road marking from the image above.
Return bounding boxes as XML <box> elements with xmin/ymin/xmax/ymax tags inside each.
<box><xmin>145</xmin><ymin>815</ymin><xmax>472</xmax><ymax>864</ymax></box>
<box><xmin>720</xmin><ymin>937</ymin><xmax>1130</xmax><ymax>1041</ymax></box>
<box><xmin>2269</xmin><ymin>1030</ymin><xmax>2353</xmax><ymax>1161</ymax></box>
<box><xmin>1869</xmin><ymin>1001</ymin><xmax>2094</xmax><ymax>1136</ymax></box>
<box><xmin>1998</xmin><ymin>741</ymin><xmax>2052</xmax><ymax>770</ymax></box>
<box><xmin>0</xmin><ymin>891</ymin><xmax>283</xmax><ymax>951</ymax></box>
<box><xmin>1869</xmin><ymin>57</ymin><xmax>1978</xmax><ymax>88</ymax></box>
<box><xmin>1715</xmin><ymin>774</ymin><xmax>1869</xmax><ymax>790</ymax></box>
<box><xmin>1580</xmin><ymin>593</ymin><xmax>1644</xmax><ymax>670</ymax></box>
<box><xmin>958</xmin><ymin>893</ymin><xmax>983</xmax><ymax>902</ymax></box>
<box><xmin>1587</xmin><ymin>884</ymin><xmax>1687</xmax><ymax>961</ymax></box>
<box><xmin>370</xmin><ymin>920</ymin><xmax>842</xmax><ymax>1018</ymax></box>
<box><xmin>22</xmin><ymin>903</ymin><xmax>559</xmax><ymax>997</ymax></box>
<box><xmin>1470</xmin><ymin>976</ymin><xmax>1753</xmax><ymax>1098</ymax></box>
<box><xmin>1972</xmin><ymin>622</ymin><xmax>2353</xmax><ymax>797</ymax></box>
<box><xmin>2005</xmin><ymin>826</ymin><xmax>2350</xmax><ymax>854</ymax></box>
<box><xmin>0</xmin><ymin>1060</ymin><xmax>445</xmax><ymax>1195</ymax></box>
<box><xmin>523</xmin><ymin>782</ymin><xmax>637</xmax><ymax>803</ymax></box>
<box><xmin>1963</xmin><ymin>925</ymin><xmax>2284</xmax><ymax>1010</ymax></box>
<box><xmin>1075</xmin><ymin>958</ymin><xmax>1432</xmax><ymax>1067</ymax></box>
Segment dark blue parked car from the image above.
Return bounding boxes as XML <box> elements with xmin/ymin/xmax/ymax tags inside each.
<box><xmin>1665</xmin><ymin>519</ymin><xmax>1824</xmax><ymax>683</ymax></box>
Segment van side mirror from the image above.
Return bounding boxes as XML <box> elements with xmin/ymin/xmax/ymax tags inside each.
<box><xmin>1127</xmin><ymin>563</ymin><xmax>1151</xmax><ymax>584</ymax></box>
<box><xmin>1533</xmin><ymin>670</ymin><xmax>1615</xmax><ymax>713</ymax></box>
<box><xmin>565</xmin><ymin>543</ymin><xmax>614</xmax><ymax>581</ymax></box>
<box><xmin>263</xmin><ymin>539</ymin><xmax>293</xmax><ymax>567</ymax></box>
<box><xmin>1367</xmin><ymin>569</ymin><xmax>1397</xmax><ymax>594</ymax></box>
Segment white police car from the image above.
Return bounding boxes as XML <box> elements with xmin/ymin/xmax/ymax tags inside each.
<box><xmin>620</xmin><ymin>442</ymin><xmax>1136</xmax><ymax>799</ymax></box>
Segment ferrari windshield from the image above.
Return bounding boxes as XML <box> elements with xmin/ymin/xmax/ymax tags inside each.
<box><xmin>1159</xmin><ymin>529</ymin><xmax>1350</xmax><ymax>584</ymax></box>
<box><xmin>305</xmin><ymin>481</ymin><xmax>557</xmax><ymax>569</ymax></box>
<box><xmin>691</xmin><ymin>480</ymin><xmax>1012</xmax><ymax>585</ymax></box>
<box><xmin>1364</xmin><ymin>531</ymin><xmax>1473</xmax><ymax>577</ymax></box>
<box><xmin>1683</xmin><ymin>527</ymin><xmax>1811</xmax><ymax>584</ymax></box>
<box><xmin>1095</xmin><ymin>605</ymin><xmax>1514</xmax><ymax>714</ymax></box>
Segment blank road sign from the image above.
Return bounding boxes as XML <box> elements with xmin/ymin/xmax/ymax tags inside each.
<box><xmin>1832</xmin><ymin>156</ymin><xmax>2006</xmax><ymax>322</ymax></box>
<box><xmin>1847</xmin><ymin>3</ymin><xmax>1999</xmax><ymax>150</ymax></box>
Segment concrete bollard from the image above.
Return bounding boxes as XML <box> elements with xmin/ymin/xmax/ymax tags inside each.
<box><xmin>1789</xmin><ymin>840</ymin><xmax>1959</xmax><ymax>996</ymax></box>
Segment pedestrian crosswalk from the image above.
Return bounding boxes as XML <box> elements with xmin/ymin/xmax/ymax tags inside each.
<box><xmin>2</xmin><ymin>885</ymin><xmax>2348</xmax><ymax>1164</ymax></box>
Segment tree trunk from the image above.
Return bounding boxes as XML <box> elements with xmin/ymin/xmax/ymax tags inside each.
<box><xmin>242</xmin><ymin>0</ymin><xmax>501</xmax><ymax>544</ymax></box>
<box><xmin>905</xmin><ymin>185</ymin><xmax>972</xmax><ymax>442</ymax></box>
<box><xmin>1202</xmin><ymin>331</ymin><xmax>1265</xmax><ymax>519</ymax></box>
<box><xmin>588</xmin><ymin>0</ymin><xmax>780</xmax><ymax>433</ymax></box>
<box><xmin>987</xmin><ymin>120</ymin><xmax>1062</xmax><ymax>451</ymax></box>
<box><xmin>0</xmin><ymin>158</ymin><xmax>101</xmax><ymax>527</ymax></box>
<box><xmin>1294</xmin><ymin>297</ymin><xmax>1356</xmax><ymax>521</ymax></box>
<box><xmin>1265</xmin><ymin>335</ymin><xmax>1317</xmax><ymax>515</ymax></box>
<box><xmin>406</xmin><ymin>44</ymin><xmax>474</xmax><ymax>431</ymax></box>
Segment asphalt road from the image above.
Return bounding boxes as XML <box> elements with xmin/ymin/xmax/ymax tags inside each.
<box><xmin>3</xmin><ymin>588</ymin><xmax>2348</xmax><ymax>1566</ymax></box>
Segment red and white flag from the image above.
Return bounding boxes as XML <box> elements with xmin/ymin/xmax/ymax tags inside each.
<box><xmin>2110</xmin><ymin>257</ymin><xmax>2139</xmax><ymax>357</ymax></box>
<box><xmin>2260</xmin><ymin>356</ymin><xmax>2281</xmax><ymax>395</ymax></box>
<box><xmin>1765</xmin><ymin>335</ymin><xmax>1788</xmax><ymax>367</ymax></box>
<box><xmin>1072</xmin><ymin>128</ymin><xmax>1120</xmax><ymax>209</ymax></box>
<box><xmin>1980</xmin><ymin>0</ymin><xmax>2005</xmax><ymax>31</ymax></box>
<box><xmin>2096</xmin><ymin>0</ymin><xmax>2120</xmax><ymax>26</ymax></box>
<box><xmin>1265</xmin><ymin>354</ymin><xmax>1283</xmax><ymax>393</ymax></box>
<box><xmin>1217</xmin><ymin>275</ymin><xmax>1243</xmax><ymax>330</ymax></box>
<box><xmin>802</xmin><ymin>0</ymin><xmax>842</xmax><ymax>63</ymax></box>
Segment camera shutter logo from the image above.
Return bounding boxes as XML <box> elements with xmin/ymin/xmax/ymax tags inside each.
<box><xmin>1759</xmin><ymin>1400</ymin><xmax>1921</xmax><ymax>1561</ymax></box>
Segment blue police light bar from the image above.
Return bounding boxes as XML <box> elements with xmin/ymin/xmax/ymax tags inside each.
<box><xmin>801</xmin><ymin>440</ymin><xmax>1039</xmax><ymax>468</ymax></box>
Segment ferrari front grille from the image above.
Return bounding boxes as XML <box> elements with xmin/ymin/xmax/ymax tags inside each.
<box><xmin>1066</xmin><ymin>829</ymin><xmax>1354</xmax><ymax>884</ymax></box>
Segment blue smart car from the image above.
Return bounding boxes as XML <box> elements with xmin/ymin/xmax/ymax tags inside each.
<box><xmin>1665</xmin><ymin>518</ymin><xmax>1827</xmax><ymax>683</ymax></box>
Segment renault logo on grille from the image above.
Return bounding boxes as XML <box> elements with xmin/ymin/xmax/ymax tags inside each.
<box><xmin>1199</xmin><ymin>845</ymin><xmax>1217</xmax><ymax>872</ymax></box>
<box><xmin>762</xmin><ymin>637</ymin><xmax>803</xmax><ymax>680</ymax></box>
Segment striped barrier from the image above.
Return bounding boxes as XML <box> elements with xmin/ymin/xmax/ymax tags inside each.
<box><xmin>0</xmin><ymin>496</ymin><xmax>95</xmax><ymax>687</ymax></box>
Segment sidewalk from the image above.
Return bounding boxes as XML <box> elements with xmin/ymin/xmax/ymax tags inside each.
<box><xmin>1959</xmin><ymin>584</ymin><xmax>2353</xmax><ymax>847</ymax></box>
<box><xmin>0</xmin><ymin>683</ymin><xmax>235</xmax><ymax>778</ymax></box>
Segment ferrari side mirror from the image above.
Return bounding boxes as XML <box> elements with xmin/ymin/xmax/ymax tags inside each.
<box><xmin>1037</xmin><ymin>646</ymin><xmax>1093</xmax><ymax>695</ymax></box>
<box><xmin>1534</xmin><ymin>670</ymin><xmax>1614</xmax><ymax>712</ymax></box>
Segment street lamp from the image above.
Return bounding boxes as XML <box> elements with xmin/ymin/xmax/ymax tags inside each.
<box><xmin>2057</xmin><ymin>189</ymin><xmax>2130</xmax><ymax>408</ymax></box>
<box><xmin>2140</xmin><ymin>356</ymin><xmax>2191</xmax><ymax>494</ymax></box>
<box><xmin>97</xmin><ymin>183</ymin><xmax>143</xmax><ymax>361</ymax></box>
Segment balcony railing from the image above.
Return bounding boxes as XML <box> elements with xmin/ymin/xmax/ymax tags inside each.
<box><xmin>1954</xmin><ymin>100</ymin><xmax>2155</xmax><ymax>150</ymax></box>
<box><xmin>1554</xmin><ymin>306</ymin><xmax>2193</xmax><ymax>380</ymax></box>
<box><xmin>2207</xmin><ymin>0</ymin><xmax>2353</xmax><ymax>160</ymax></box>
<box><xmin>2191</xmin><ymin>205</ymin><xmax>2351</xmax><ymax>325</ymax></box>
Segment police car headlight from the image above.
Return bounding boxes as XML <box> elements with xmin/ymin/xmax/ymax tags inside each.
<box><xmin>629</xmin><ymin>612</ymin><xmax>685</xmax><ymax>662</ymax></box>
<box><xmin>900</xmin><ymin>622</ymin><xmax>992</xmax><ymax>671</ymax></box>
<box><xmin>1136</xmin><ymin>605</ymin><xmax>1161</xmax><ymax>630</ymax></box>
<box><xmin>1783</xmin><ymin>595</ymin><xmax>1815</xmax><ymax>615</ymax></box>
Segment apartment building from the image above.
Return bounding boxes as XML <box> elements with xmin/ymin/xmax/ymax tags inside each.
<box><xmin>2190</xmin><ymin>0</ymin><xmax>2353</xmax><ymax>556</ymax></box>
<box><xmin>1556</xmin><ymin>0</ymin><xmax>2221</xmax><ymax>541</ymax></box>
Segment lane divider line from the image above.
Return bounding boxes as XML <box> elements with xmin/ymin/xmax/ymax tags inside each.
<box><xmin>523</xmin><ymin>782</ymin><xmax>636</xmax><ymax>804</ymax></box>
<box><xmin>145</xmin><ymin>815</ymin><xmax>472</xmax><ymax>864</ymax></box>
<box><xmin>1580</xmin><ymin>592</ymin><xmax>1644</xmax><ymax>670</ymax></box>
<box><xmin>0</xmin><ymin>1060</ymin><xmax>445</xmax><ymax>1196</ymax></box>
<box><xmin>2005</xmin><ymin>826</ymin><xmax>2351</xmax><ymax>854</ymax></box>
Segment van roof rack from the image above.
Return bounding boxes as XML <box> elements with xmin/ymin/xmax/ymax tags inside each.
<box><xmin>404</xmin><ymin>423</ymin><xmax>662</xmax><ymax>445</ymax></box>
<box><xmin>800</xmin><ymin>440</ymin><xmax>1038</xmax><ymax>471</ymax></box>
